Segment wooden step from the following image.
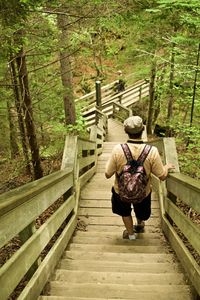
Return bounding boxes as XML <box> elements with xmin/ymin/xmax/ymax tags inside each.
<box><xmin>47</xmin><ymin>282</ymin><xmax>192</xmax><ymax>299</ymax></box>
<box><xmin>71</xmin><ymin>236</ymin><xmax>164</xmax><ymax>246</ymax></box>
<box><xmin>68</xmin><ymin>243</ymin><xmax>168</xmax><ymax>253</ymax></box>
<box><xmin>39</xmin><ymin>295</ymin><xmax>191</xmax><ymax>300</ymax></box>
<box><xmin>64</xmin><ymin>250</ymin><xmax>174</xmax><ymax>263</ymax></box>
<box><xmin>79</xmin><ymin>199</ymin><xmax>159</xmax><ymax>208</ymax></box>
<box><xmin>58</xmin><ymin>259</ymin><xmax>182</xmax><ymax>273</ymax></box>
<box><xmin>77</xmin><ymin>224</ymin><xmax>162</xmax><ymax>233</ymax></box>
<box><xmin>74</xmin><ymin>230</ymin><xmax>162</xmax><ymax>239</ymax></box>
<box><xmin>75</xmin><ymin>216</ymin><xmax>161</xmax><ymax>226</ymax></box>
<box><xmin>53</xmin><ymin>269</ymin><xmax>186</xmax><ymax>285</ymax></box>
<box><xmin>78</xmin><ymin>207</ymin><xmax>160</xmax><ymax>217</ymax></box>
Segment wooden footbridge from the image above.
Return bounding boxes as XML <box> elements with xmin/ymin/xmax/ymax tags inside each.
<box><xmin>0</xmin><ymin>80</ymin><xmax>199</xmax><ymax>300</ymax></box>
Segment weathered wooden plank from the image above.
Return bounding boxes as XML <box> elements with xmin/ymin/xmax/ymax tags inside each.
<box><xmin>79</xmin><ymin>165</ymin><xmax>96</xmax><ymax>188</ymax></box>
<box><xmin>54</xmin><ymin>269</ymin><xmax>186</xmax><ymax>285</ymax></box>
<box><xmin>59</xmin><ymin>260</ymin><xmax>180</xmax><ymax>273</ymax></box>
<box><xmin>78</xmin><ymin>139</ymin><xmax>96</xmax><ymax>151</ymax></box>
<box><xmin>72</xmin><ymin>236</ymin><xmax>163</xmax><ymax>246</ymax></box>
<box><xmin>18</xmin><ymin>215</ymin><xmax>77</xmax><ymax>300</ymax></box>
<box><xmin>80</xmin><ymin>190</ymin><xmax>112</xmax><ymax>199</ymax></box>
<box><xmin>0</xmin><ymin>169</ymin><xmax>72</xmax><ymax>217</ymax></box>
<box><xmin>84</xmin><ymin>181</ymin><xmax>113</xmax><ymax>188</ymax></box>
<box><xmin>49</xmin><ymin>282</ymin><xmax>191</xmax><ymax>299</ymax></box>
<box><xmin>68</xmin><ymin>243</ymin><xmax>166</xmax><ymax>254</ymax></box>
<box><xmin>61</xmin><ymin>136</ymin><xmax>78</xmax><ymax>170</ymax></box>
<box><xmin>82</xmin><ymin>224</ymin><xmax>162</xmax><ymax>234</ymax></box>
<box><xmin>39</xmin><ymin>294</ymin><xmax>191</xmax><ymax>300</ymax></box>
<box><xmin>63</xmin><ymin>249</ymin><xmax>174</xmax><ymax>263</ymax></box>
<box><xmin>64</xmin><ymin>250</ymin><xmax>174</xmax><ymax>263</ymax></box>
<box><xmin>164</xmin><ymin>197</ymin><xmax>200</xmax><ymax>255</ymax></box>
<box><xmin>166</xmin><ymin>173</ymin><xmax>200</xmax><ymax>213</ymax></box>
<box><xmin>79</xmin><ymin>155</ymin><xmax>95</xmax><ymax>169</ymax></box>
<box><xmin>0</xmin><ymin>171</ymin><xmax>73</xmax><ymax>248</ymax></box>
<box><xmin>0</xmin><ymin>196</ymin><xmax>75</xmax><ymax>299</ymax></box>
<box><xmin>162</xmin><ymin>215</ymin><xmax>200</xmax><ymax>296</ymax></box>
<box><xmin>163</xmin><ymin>138</ymin><xmax>180</xmax><ymax>172</ymax></box>
<box><xmin>82</xmin><ymin>216</ymin><xmax>160</xmax><ymax>226</ymax></box>
<box><xmin>0</xmin><ymin>196</ymin><xmax>75</xmax><ymax>300</ymax></box>
<box><xmin>78</xmin><ymin>207</ymin><xmax>160</xmax><ymax>217</ymax></box>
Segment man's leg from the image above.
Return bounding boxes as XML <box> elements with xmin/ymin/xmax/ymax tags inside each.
<box><xmin>122</xmin><ymin>216</ymin><xmax>134</xmax><ymax>235</ymax></box>
<box><xmin>111</xmin><ymin>188</ymin><xmax>135</xmax><ymax>240</ymax></box>
<box><xmin>122</xmin><ymin>216</ymin><xmax>136</xmax><ymax>240</ymax></box>
<box><xmin>133</xmin><ymin>193</ymin><xmax>151</xmax><ymax>233</ymax></box>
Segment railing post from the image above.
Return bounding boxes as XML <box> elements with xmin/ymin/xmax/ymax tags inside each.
<box><xmin>19</xmin><ymin>222</ymin><xmax>39</xmax><ymax>279</ymax></box>
<box><xmin>95</xmin><ymin>80</ymin><xmax>102</xmax><ymax>108</ymax></box>
<box><xmin>139</xmin><ymin>86</ymin><xmax>142</xmax><ymax>101</ymax></box>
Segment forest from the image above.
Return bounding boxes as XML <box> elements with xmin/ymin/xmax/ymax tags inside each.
<box><xmin>0</xmin><ymin>0</ymin><xmax>199</xmax><ymax>192</ymax></box>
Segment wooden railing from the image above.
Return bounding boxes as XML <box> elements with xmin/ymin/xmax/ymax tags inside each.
<box><xmin>112</xmin><ymin>102</ymin><xmax>132</xmax><ymax>121</ymax></box>
<box><xmin>80</xmin><ymin>79</ymin><xmax>149</xmax><ymax>127</ymax></box>
<box><xmin>75</xmin><ymin>80</ymin><xmax>118</xmax><ymax>106</ymax></box>
<box><xmin>149</xmin><ymin>138</ymin><xmax>200</xmax><ymax>298</ymax></box>
<box><xmin>0</xmin><ymin>117</ymin><xmax>107</xmax><ymax>300</ymax></box>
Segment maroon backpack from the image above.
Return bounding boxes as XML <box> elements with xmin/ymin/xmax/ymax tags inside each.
<box><xmin>118</xmin><ymin>144</ymin><xmax>152</xmax><ymax>204</ymax></box>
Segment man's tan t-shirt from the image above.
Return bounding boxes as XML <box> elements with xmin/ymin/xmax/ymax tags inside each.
<box><xmin>105</xmin><ymin>142</ymin><xmax>166</xmax><ymax>196</ymax></box>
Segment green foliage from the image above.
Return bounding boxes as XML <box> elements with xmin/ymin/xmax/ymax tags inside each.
<box><xmin>0</xmin><ymin>0</ymin><xmax>199</xmax><ymax>182</ymax></box>
<box><xmin>177</xmin><ymin>136</ymin><xmax>200</xmax><ymax>180</ymax></box>
<box><xmin>0</xmin><ymin>0</ymin><xmax>44</xmax><ymax>26</ymax></box>
<box><xmin>66</xmin><ymin>105</ymin><xmax>88</xmax><ymax>138</ymax></box>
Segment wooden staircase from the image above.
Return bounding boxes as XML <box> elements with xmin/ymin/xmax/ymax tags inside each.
<box><xmin>39</xmin><ymin>119</ymin><xmax>193</xmax><ymax>300</ymax></box>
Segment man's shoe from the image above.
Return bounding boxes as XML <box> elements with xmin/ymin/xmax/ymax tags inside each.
<box><xmin>133</xmin><ymin>221</ymin><xmax>145</xmax><ymax>233</ymax></box>
<box><xmin>122</xmin><ymin>230</ymin><xmax>136</xmax><ymax>240</ymax></box>
<box><xmin>122</xmin><ymin>229</ymin><xmax>129</xmax><ymax>239</ymax></box>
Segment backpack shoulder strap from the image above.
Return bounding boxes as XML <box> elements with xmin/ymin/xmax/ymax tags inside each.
<box><xmin>121</xmin><ymin>143</ymin><xmax>133</xmax><ymax>161</ymax></box>
<box><xmin>137</xmin><ymin>145</ymin><xmax>152</xmax><ymax>163</ymax></box>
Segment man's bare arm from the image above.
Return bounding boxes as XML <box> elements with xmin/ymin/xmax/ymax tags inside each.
<box><xmin>159</xmin><ymin>163</ymin><xmax>175</xmax><ymax>181</ymax></box>
<box><xmin>105</xmin><ymin>172</ymin><xmax>111</xmax><ymax>179</ymax></box>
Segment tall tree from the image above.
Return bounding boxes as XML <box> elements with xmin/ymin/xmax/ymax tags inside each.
<box><xmin>147</xmin><ymin>57</ymin><xmax>157</xmax><ymax>134</ymax></box>
<box><xmin>0</xmin><ymin>0</ymin><xmax>44</xmax><ymax>179</ymax></box>
<box><xmin>15</xmin><ymin>40</ymin><xmax>43</xmax><ymax>179</ymax></box>
<box><xmin>6</xmin><ymin>99</ymin><xmax>19</xmax><ymax>159</ymax></box>
<box><xmin>9</xmin><ymin>58</ymin><xmax>31</xmax><ymax>173</ymax></box>
<box><xmin>190</xmin><ymin>43</ymin><xmax>200</xmax><ymax>127</ymax></box>
<box><xmin>57</xmin><ymin>6</ymin><xmax>76</xmax><ymax>125</ymax></box>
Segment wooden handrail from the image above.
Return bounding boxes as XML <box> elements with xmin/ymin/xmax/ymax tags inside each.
<box><xmin>150</xmin><ymin>137</ymin><xmax>200</xmax><ymax>297</ymax></box>
<box><xmin>166</xmin><ymin>173</ymin><xmax>200</xmax><ymax>213</ymax></box>
<box><xmin>0</xmin><ymin>113</ymin><xmax>108</xmax><ymax>300</ymax></box>
<box><xmin>78</xmin><ymin>79</ymin><xmax>149</xmax><ymax>114</ymax></box>
<box><xmin>81</xmin><ymin>79</ymin><xmax>149</xmax><ymax>128</ymax></box>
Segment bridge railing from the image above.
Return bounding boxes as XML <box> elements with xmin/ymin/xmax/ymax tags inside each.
<box><xmin>79</xmin><ymin>79</ymin><xmax>149</xmax><ymax>127</ymax></box>
<box><xmin>149</xmin><ymin>138</ymin><xmax>200</xmax><ymax>298</ymax></box>
<box><xmin>0</xmin><ymin>116</ymin><xmax>107</xmax><ymax>300</ymax></box>
<box><xmin>75</xmin><ymin>80</ymin><xmax>118</xmax><ymax>106</ymax></box>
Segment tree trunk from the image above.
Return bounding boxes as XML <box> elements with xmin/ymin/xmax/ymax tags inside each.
<box><xmin>153</xmin><ymin>64</ymin><xmax>167</xmax><ymax>125</ymax></box>
<box><xmin>7</xmin><ymin>100</ymin><xmax>19</xmax><ymax>159</ymax></box>
<box><xmin>166</xmin><ymin>43</ymin><xmax>176</xmax><ymax>137</ymax></box>
<box><xmin>167</xmin><ymin>43</ymin><xmax>175</xmax><ymax>121</ymax></box>
<box><xmin>9</xmin><ymin>58</ymin><xmax>31</xmax><ymax>173</ymax></box>
<box><xmin>186</xmin><ymin>43</ymin><xmax>200</xmax><ymax>147</ymax></box>
<box><xmin>190</xmin><ymin>43</ymin><xmax>200</xmax><ymax>127</ymax></box>
<box><xmin>16</xmin><ymin>45</ymin><xmax>43</xmax><ymax>179</ymax></box>
<box><xmin>57</xmin><ymin>12</ymin><xmax>76</xmax><ymax>125</ymax></box>
<box><xmin>147</xmin><ymin>58</ymin><xmax>157</xmax><ymax>135</ymax></box>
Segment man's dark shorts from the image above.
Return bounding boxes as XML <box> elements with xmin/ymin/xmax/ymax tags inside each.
<box><xmin>111</xmin><ymin>187</ymin><xmax>151</xmax><ymax>220</ymax></box>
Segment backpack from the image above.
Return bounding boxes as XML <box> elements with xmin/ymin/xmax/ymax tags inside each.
<box><xmin>118</xmin><ymin>143</ymin><xmax>152</xmax><ymax>204</ymax></box>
